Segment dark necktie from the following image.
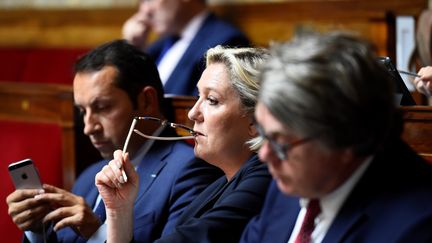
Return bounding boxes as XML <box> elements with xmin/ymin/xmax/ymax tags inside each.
<box><xmin>294</xmin><ymin>199</ymin><xmax>321</xmax><ymax>243</ymax></box>
<box><xmin>156</xmin><ymin>35</ymin><xmax>180</xmax><ymax>65</ymax></box>
<box><xmin>94</xmin><ymin>199</ymin><xmax>106</xmax><ymax>223</ymax></box>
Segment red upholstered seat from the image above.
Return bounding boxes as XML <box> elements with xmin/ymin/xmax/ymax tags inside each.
<box><xmin>0</xmin><ymin>121</ymin><xmax>63</xmax><ymax>242</ymax></box>
<box><xmin>0</xmin><ymin>47</ymin><xmax>88</xmax><ymax>242</ymax></box>
<box><xmin>0</xmin><ymin>47</ymin><xmax>88</xmax><ymax>84</ymax></box>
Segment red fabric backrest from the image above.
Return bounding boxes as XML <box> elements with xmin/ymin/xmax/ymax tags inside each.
<box><xmin>0</xmin><ymin>121</ymin><xmax>63</xmax><ymax>242</ymax></box>
<box><xmin>0</xmin><ymin>47</ymin><xmax>89</xmax><ymax>84</ymax></box>
<box><xmin>0</xmin><ymin>47</ymin><xmax>88</xmax><ymax>241</ymax></box>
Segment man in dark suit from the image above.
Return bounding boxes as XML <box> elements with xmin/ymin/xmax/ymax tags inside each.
<box><xmin>6</xmin><ymin>40</ymin><xmax>221</xmax><ymax>242</ymax></box>
<box><xmin>122</xmin><ymin>0</ymin><xmax>250</xmax><ymax>96</ymax></box>
<box><xmin>241</xmin><ymin>32</ymin><xmax>432</xmax><ymax>243</ymax></box>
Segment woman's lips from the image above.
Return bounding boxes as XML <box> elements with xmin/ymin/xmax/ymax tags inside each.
<box><xmin>192</xmin><ymin>130</ymin><xmax>206</xmax><ymax>137</ymax></box>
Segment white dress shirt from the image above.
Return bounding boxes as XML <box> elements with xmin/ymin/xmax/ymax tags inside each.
<box><xmin>157</xmin><ymin>11</ymin><xmax>209</xmax><ymax>86</ymax></box>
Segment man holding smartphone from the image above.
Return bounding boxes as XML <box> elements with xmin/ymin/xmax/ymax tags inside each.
<box><xmin>6</xmin><ymin>40</ymin><xmax>222</xmax><ymax>242</ymax></box>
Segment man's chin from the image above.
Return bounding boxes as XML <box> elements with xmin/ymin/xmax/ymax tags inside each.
<box><xmin>99</xmin><ymin>150</ymin><xmax>114</xmax><ymax>160</ymax></box>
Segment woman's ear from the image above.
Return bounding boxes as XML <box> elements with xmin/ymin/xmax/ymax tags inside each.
<box><xmin>248</xmin><ymin>118</ymin><xmax>258</xmax><ymax>137</ymax></box>
<box><xmin>137</xmin><ymin>86</ymin><xmax>160</xmax><ymax>114</ymax></box>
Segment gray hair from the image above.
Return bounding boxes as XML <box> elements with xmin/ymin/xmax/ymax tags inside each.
<box><xmin>206</xmin><ymin>45</ymin><xmax>269</xmax><ymax>151</ymax></box>
<box><xmin>259</xmin><ymin>32</ymin><xmax>400</xmax><ymax>156</ymax></box>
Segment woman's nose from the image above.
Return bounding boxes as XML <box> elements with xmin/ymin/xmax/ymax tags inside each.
<box><xmin>188</xmin><ymin>99</ymin><xmax>202</xmax><ymax>122</ymax></box>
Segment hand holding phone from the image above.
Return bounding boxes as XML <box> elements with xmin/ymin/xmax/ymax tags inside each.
<box><xmin>8</xmin><ymin>158</ymin><xmax>42</xmax><ymax>189</ymax></box>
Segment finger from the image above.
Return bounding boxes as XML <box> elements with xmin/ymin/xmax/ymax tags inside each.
<box><xmin>123</xmin><ymin>152</ymin><xmax>137</xmax><ymax>182</ymax></box>
<box><xmin>100</xmin><ymin>164</ymin><xmax>122</xmax><ymax>188</ymax></box>
<box><xmin>50</xmin><ymin>206</ymin><xmax>96</xmax><ymax>233</ymax></box>
<box><xmin>114</xmin><ymin>149</ymin><xmax>129</xmax><ymax>183</ymax></box>
<box><xmin>42</xmin><ymin>184</ymin><xmax>67</xmax><ymax>194</ymax></box>
<box><xmin>114</xmin><ymin>149</ymin><xmax>123</xmax><ymax>160</ymax></box>
<box><xmin>51</xmin><ymin>212</ymin><xmax>82</xmax><ymax>232</ymax></box>
<box><xmin>34</xmin><ymin>191</ymin><xmax>78</xmax><ymax>207</ymax></box>
<box><xmin>424</xmin><ymin>81</ymin><xmax>432</xmax><ymax>97</ymax></box>
<box><xmin>6</xmin><ymin>189</ymin><xmax>44</xmax><ymax>204</ymax></box>
<box><xmin>8</xmin><ymin>196</ymin><xmax>48</xmax><ymax>218</ymax></box>
<box><xmin>108</xmin><ymin>159</ymin><xmax>126</xmax><ymax>184</ymax></box>
<box><xmin>417</xmin><ymin>80</ymin><xmax>426</xmax><ymax>92</ymax></box>
<box><xmin>413</xmin><ymin>77</ymin><xmax>421</xmax><ymax>86</ymax></box>
<box><xmin>95</xmin><ymin>167</ymin><xmax>117</xmax><ymax>189</ymax></box>
<box><xmin>12</xmin><ymin>204</ymin><xmax>49</xmax><ymax>226</ymax></box>
<box><xmin>43</xmin><ymin>205</ymin><xmax>74</xmax><ymax>225</ymax></box>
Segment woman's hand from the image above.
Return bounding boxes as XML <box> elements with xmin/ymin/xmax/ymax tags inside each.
<box><xmin>95</xmin><ymin>150</ymin><xmax>138</xmax><ymax>243</ymax></box>
<box><xmin>95</xmin><ymin>150</ymin><xmax>139</xmax><ymax>211</ymax></box>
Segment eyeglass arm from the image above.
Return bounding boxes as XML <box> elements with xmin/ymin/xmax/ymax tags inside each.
<box><xmin>134</xmin><ymin>129</ymin><xmax>195</xmax><ymax>140</ymax></box>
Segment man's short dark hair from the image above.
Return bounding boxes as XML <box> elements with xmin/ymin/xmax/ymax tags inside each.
<box><xmin>75</xmin><ymin>39</ymin><xmax>165</xmax><ymax>110</ymax></box>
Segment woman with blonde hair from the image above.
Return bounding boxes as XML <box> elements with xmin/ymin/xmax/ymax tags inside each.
<box><xmin>95</xmin><ymin>45</ymin><xmax>271</xmax><ymax>243</ymax></box>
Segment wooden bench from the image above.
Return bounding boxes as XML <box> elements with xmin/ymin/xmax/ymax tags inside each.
<box><xmin>0</xmin><ymin>81</ymin><xmax>75</xmax><ymax>189</ymax></box>
<box><xmin>401</xmin><ymin>106</ymin><xmax>432</xmax><ymax>161</ymax></box>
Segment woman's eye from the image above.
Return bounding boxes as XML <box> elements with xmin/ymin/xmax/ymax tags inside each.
<box><xmin>207</xmin><ymin>97</ymin><xmax>219</xmax><ymax>105</ymax></box>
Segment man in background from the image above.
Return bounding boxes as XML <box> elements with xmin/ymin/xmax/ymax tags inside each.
<box><xmin>6</xmin><ymin>39</ymin><xmax>221</xmax><ymax>242</ymax></box>
<box><xmin>123</xmin><ymin>0</ymin><xmax>250</xmax><ymax>96</ymax></box>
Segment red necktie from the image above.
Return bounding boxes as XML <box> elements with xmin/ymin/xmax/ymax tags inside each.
<box><xmin>294</xmin><ymin>199</ymin><xmax>321</xmax><ymax>243</ymax></box>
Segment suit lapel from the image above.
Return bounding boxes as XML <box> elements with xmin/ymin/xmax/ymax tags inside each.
<box><xmin>322</xmin><ymin>204</ymin><xmax>367</xmax><ymax>243</ymax></box>
<box><xmin>135</xmin><ymin>141</ymin><xmax>172</xmax><ymax>202</ymax></box>
<box><xmin>164</xmin><ymin>15</ymin><xmax>215</xmax><ymax>95</ymax></box>
<box><xmin>86</xmin><ymin>186</ymin><xmax>100</xmax><ymax>208</ymax></box>
<box><xmin>267</xmin><ymin>194</ymin><xmax>301</xmax><ymax>243</ymax></box>
<box><xmin>322</xmin><ymin>154</ymin><xmax>384</xmax><ymax>243</ymax></box>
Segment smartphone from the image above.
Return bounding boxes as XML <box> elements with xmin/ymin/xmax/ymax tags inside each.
<box><xmin>8</xmin><ymin>158</ymin><xmax>42</xmax><ymax>189</ymax></box>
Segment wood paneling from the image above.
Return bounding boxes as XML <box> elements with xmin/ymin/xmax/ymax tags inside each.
<box><xmin>401</xmin><ymin>106</ymin><xmax>432</xmax><ymax>161</ymax></box>
<box><xmin>0</xmin><ymin>81</ymin><xmax>75</xmax><ymax>189</ymax></box>
<box><xmin>0</xmin><ymin>0</ymin><xmax>427</xmax><ymax>56</ymax></box>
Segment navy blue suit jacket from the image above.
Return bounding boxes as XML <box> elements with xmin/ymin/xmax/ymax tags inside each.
<box><xmin>147</xmin><ymin>13</ymin><xmax>250</xmax><ymax>96</ymax></box>
<box><xmin>155</xmin><ymin>155</ymin><xmax>272</xmax><ymax>243</ymax></box>
<box><xmin>240</xmin><ymin>139</ymin><xmax>432</xmax><ymax>243</ymax></box>
<box><xmin>38</xmin><ymin>139</ymin><xmax>222</xmax><ymax>243</ymax></box>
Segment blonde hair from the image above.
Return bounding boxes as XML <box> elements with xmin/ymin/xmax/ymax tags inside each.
<box><xmin>205</xmin><ymin>45</ymin><xmax>269</xmax><ymax>151</ymax></box>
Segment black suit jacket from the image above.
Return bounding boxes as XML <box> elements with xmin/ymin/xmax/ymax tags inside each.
<box><xmin>155</xmin><ymin>155</ymin><xmax>271</xmax><ymax>243</ymax></box>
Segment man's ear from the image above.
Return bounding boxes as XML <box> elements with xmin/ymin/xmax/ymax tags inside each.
<box><xmin>137</xmin><ymin>86</ymin><xmax>160</xmax><ymax>114</ymax></box>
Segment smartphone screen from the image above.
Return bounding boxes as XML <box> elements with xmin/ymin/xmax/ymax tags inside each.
<box><xmin>8</xmin><ymin>158</ymin><xmax>42</xmax><ymax>189</ymax></box>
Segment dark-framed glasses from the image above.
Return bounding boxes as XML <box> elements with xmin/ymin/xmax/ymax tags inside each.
<box><xmin>255</xmin><ymin>123</ymin><xmax>313</xmax><ymax>161</ymax></box>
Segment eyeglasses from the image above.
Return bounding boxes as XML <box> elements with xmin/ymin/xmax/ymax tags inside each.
<box><xmin>255</xmin><ymin>123</ymin><xmax>313</xmax><ymax>161</ymax></box>
<box><xmin>122</xmin><ymin>116</ymin><xmax>202</xmax><ymax>154</ymax></box>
